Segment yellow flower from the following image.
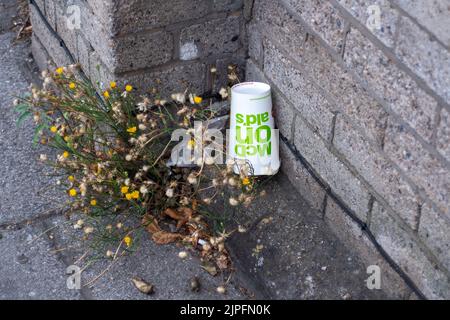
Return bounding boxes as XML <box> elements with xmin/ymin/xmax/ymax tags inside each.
<box><xmin>242</xmin><ymin>177</ymin><xmax>251</xmax><ymax>186</ymax></box>
<box><xmin>110</xmin><ymin>81</ymin><xmax>117</xmax><ymax>89</ymax></box>
<box><xmin>187</xmin><ymin>139</ymin><xmax>195</xmax><ymax>149</ymax></box>
<box><xmin>64</xmin><ymin>136</ymin><xmax>70</xmax><ymax>142</ymax></box>
<box><xmin>131</xmin><ymin>190</ymin><xmax>140</xmax><ymax>199</ymax></box>
<box><xmin>69</xmin><ymin>82</ymin><xmax>76</xmax><ymax>89</ymax></box>
<box><xmin>127</xmin><ymin>126</ymin><xmax>137</xmax><ymax>134</ymax></box>
<box><xmin>125</xmin><ymin>85</ymin><xmax>133</xmax><ymax>92</ymax></box>
<box><xmin>90</xmin><ymin>199</ymin><xmax>97</xmax><ymax>206</ymax></box>
<box><xmin>56</xmin><ymin>67</ymin><xmax>64</xmax><ymax>75</ymax></box>
<box><xmin>124</xmin><ymin>235</ymin><xmax>132</xmax><ymax>247</ymax></box>
<box><xmin>69</xmin><ymin>188</ymin><xmax>77</xmax><ymax>197</ymax></box>
<box><xmin>50</xmin><ymin>126</ymin><xmax>58</xmax><ymax>133</ymax></box>
<box><xmin>103</xmin><ymin>90</ymin><xmax>110</xmax><ymax>99</ymax></box>
<box><xmin>193</xmin><ymin>96</ymin><xmax>203</xmax><ymax>104</ymax></box>
<box><xmin>68</xmin><ymin>175</ymin><xmax>75</xmax><ymax>182</ymax></box>
<box><xmin>121</xmin><ymin>186</ymin><xmax>129</xmax><ymax>194</ymax></box>
<box><xmin>125</xmin><ymin>193</ymin><xmax>133</xmax><ymax>200</ymax></box>
<box><xmin>63</xmin><ymin>151</ymin><xmax>69</xmax><ymax>158</ymax></box>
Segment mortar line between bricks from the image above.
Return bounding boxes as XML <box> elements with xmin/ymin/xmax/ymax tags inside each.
<box><xmin>263</xmin><ymin>34</ymin><xmax>450</xmax><ymax>219</ymax></box>
<box><xmin>328</xmin><ymin>0</ymin><xmax>450</xmax><ymax>113</ymax></box>
<box><xmin>415</xmin><ymin>203</ymin><xmax>423</xmax><ymax>233</ymax></box>
<box><xmin>114</xmin><ymin>11</ymin><xmax>229</xmax><ymax>38</ymax></box>
<box><xmin>114</xmin><ymin>51</ymin><xmax>241</xmax><ymax>78</ymax></box>
<box><xmin>276</xmin><ymin>0</ymin><xmax>450</xmax><ymax>171</ymax></box>
<box><xmin>340</xmin><ymin>21</ymin><xmax>351</xmax><ymax>59</ymax></box>
<box><xmin>280</xmin><ymin>135</ymin><xmax>427</xmax><ymax>300</ymax></box>
<box><xmin>389</xmin><ymin>1</ymin><xmax>450</xmax><ymax>51</ymax></box>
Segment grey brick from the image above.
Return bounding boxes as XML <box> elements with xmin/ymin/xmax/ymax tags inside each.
<box><xmin>246</xmin><ymin>59</ymin><xmax>295</xmax><ymax>140</ymax></box>
<box><xmin>325</xmin><ymin>198</ymin><xmax>411</xmax><ymax>299</ymax></box>
<box><xmin>393</xmin><ymin>0</ymin><xmax>450</xmax><ymax>47</ymax></box>
<box><xmin>294</xmin><ymin>115</ymin><xmax>371</xmax><ymax>221</ymax></box>
<box><xmin>114</xmin><ymin>31</ymin><xmax>173</xmax><ymax>73</ymax></box>
<box><xmin>384</xmin><ymin>119</ymin><xmax>450</xmax><ymax>215</ymax></box>
<box><xmin>370</xmin><ymin>201</ymin><xmax>450</xmax><ymax>299</ymax></box>
<box><xmin>418</xmin><ymin>203</ymin><xmax>450</xmax><ymax>272</ymax></box>
<box><xmin>76</xmin><ymin>33</ymin><xmax>91</xmax><ymax>72</ymax></box>
<box><xmin>337</xmin><ymin>0</ymin><xmax>399</xmax><ymax>47</ymax></box>
<box><xmin>263</xmin><ymin>41</ymin><xmax>334</xmax><ymax>141</ymax></box>
<box><xmin>87</xmin><ymin>52</ymin><xmax>115</xmax><ymax>90</ymax></box>
<box><xmin>123</xmin><ymin>62</ymin><xmax>207</xmax><ymax>99</ymax></box>
<box><xmin>396</xmin><ymin>16</ymin><xmax>450</xmax><ymax>104</ymax></box>
<box><xmin>179</xmin><ymin>15</ymin><xmax>241</xmax><ymax>60</ymax></box>
<box><xmin>109</xmin><ymin>0</ymin><xmax>211</xmax><ymax>35</ymax></box>
<box><xmin>212</xmin><ymin>0</ymin><xmax>244</xmax><ymax>11</ymax></box>
<box><xmin>280</xmin><ymin>140</ymin><xmax>326</xmax><ymax>213</ymax></box>
<box><xmin>255</xmin><ymin>0</ymin><xmax>307</xmax><ymax>60</ymax></box>
<box><xmin>344</xmin><ymin>27</ymin><xmax>437</xmax><ymax>142</ymax></box>
<box><xmin>437</xmin><ymin>108</ymin><xmax>450</xmax><ymax>162</ymax></box>
<box><xmin>30</xmin><ymin>5</ymin><xmax>72</xmax><ymax>67</ymax></box>
<box><xmin>303</xmin><ymin>36</ymin><xmax>388</xmax><ymax>145</ymax></box>
<box><xmin>31</xmin><ymin>34</ymin><xmax>51</xmax><ymax>72</ymax></box>
<box><xmin>55</xmin><ymin>1</ymin><xmax>78</xmax><ymax>61</ymax></box>
<box><xmin>76</xmin><ymin>0</ymin><xmax>116</xmax><ymax>68</ymax></box>
<box><xmin>45</xmin><ymin>0</ymin><xmax>57</xmax><ymax>29</ymax></box>
<box><xmin>334</xmin><ymin>115</ymin><xmax>420</xmax><ymax>229</ymax></box>
<box><xmin>282</xmin><ymin>0</ymin><xmax>346</xmax><ymax>52</ymax></box>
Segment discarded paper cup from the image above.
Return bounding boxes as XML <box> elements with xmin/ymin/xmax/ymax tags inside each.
<box><xmin>228</xmin><ymin>82</ymin><xmax>280</xmax><ymax>176</ymax></box>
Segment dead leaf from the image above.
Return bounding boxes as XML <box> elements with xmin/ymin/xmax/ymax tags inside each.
<box><xmin>216</xmin><ymin>254</ymin><xmax>228</xmax><ymax>270</ymax></box>
<box><xmin>201</xmin><ymin>262</ymin><xmax>218</xmax><ymax>276</ymax></box>
<box><xmin>152</xmin><ymin>230</ymin><xmax>182</xmax><ymax>245</ymax></box>
<box><xmin>142</xmin><ymin>214</ymin><xmax>161</xmax><ymax>234</ymax></box>
<box><xmin>131</xmin><ymin>277</ymin><xmax>154</xmax><ymax>294</ymax></box>
<box><xmin>163</xmin><ymin>207</ymin><xmax>193</xmax><ymax>229</ymax></box>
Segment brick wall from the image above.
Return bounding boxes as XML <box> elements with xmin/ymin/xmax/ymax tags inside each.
<box><xmin>29</xmin><ymin>0</ymin><xmax>450</xmax><ymax>299</ymax></box>
<box><xmin>30</xmin><ymin>0</ymin><xmax>248</xmax><ymax>96</ymax></box>
<box><xmin>246</xmin><ymin>0</ymin><xmax>450</xmax><ymax>299</ymax></box>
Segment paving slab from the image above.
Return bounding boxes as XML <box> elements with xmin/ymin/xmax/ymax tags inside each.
<box><xmin>0</xmin><ymin>31</ymin><xmax>60</xmax><ymax>225</ymax></box>
<box><xmin>41</xmin><ymin>215</ymin><xmax>248</xmax><ymax>300</ymax></box>
<box><xmin>222</xmin><ymin>176</ymin><xmax>392</xmax><ymax>299</ymax></box>
<box><xmin>0</xmin><ymin>223</ymin><xmax>81</xmax><ymax>299</ymax></box>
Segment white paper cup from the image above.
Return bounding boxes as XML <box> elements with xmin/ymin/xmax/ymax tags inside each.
<box><xmin>228</xmin><ymin>82</ymin><xmax>280</xmax><ymax>176</ymax></box>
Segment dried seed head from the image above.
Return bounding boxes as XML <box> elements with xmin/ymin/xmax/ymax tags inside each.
<box><xmin>216</xmin><ymin>286</ymin><xmax>226</xmax><ymax>294</ymax></box>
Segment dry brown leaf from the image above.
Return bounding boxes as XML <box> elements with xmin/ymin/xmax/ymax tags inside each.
<box><xmin>142</xmin><ymin>214</ymin><xmax>161</xmax><ymax>234</ymax></box>
<box><xmin>131</xmin><ymin>277</ymin><xmax>154</xmax><ymax>294</ymax></box>
<box><xmin>164</xmin><ymin>207</ymin><xmax>193</xmax><ymax>229</ymax></box>
<box><xmin>164</xmin><ymin>208</ymin><xmax>185</xmax><ymax>221</ymax></box>
<box><xmin>152</xmin><ymin>230</ymin><xmax>182</xmax><ymax>245</ymax></box>
<box><xmin>216</xmin><ymin>254</ymin><xmax>229</xmax><ymax>270</ymax></box>
<box><xmin>201</xmin><ymin>262</ymin><xmax>218</xmax><ymax>276</ymax></box>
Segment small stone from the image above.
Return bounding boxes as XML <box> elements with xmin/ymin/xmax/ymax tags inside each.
<box><xmin>216</xmin><ymin>286</ymin><xmax>226</xmax><ymax>294</ymax></box>
<box><xmin>342</xmin><ymin>293</ymin><xmax>352</xmax><ymax>300</ymax></box>
<box><xmin>178</xmin><ymin>251</ymin><xmax>188</xmax><ymax>259</ymax></box>
<box><xmin>17</xmin><ymin>254</ymin><xmax>29</xmax><ymax>264</ymax></box>
<box><xmin>190</xmin><ymin>277</ymin><xmax>201</xmax><ymax>292</ymax></box>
